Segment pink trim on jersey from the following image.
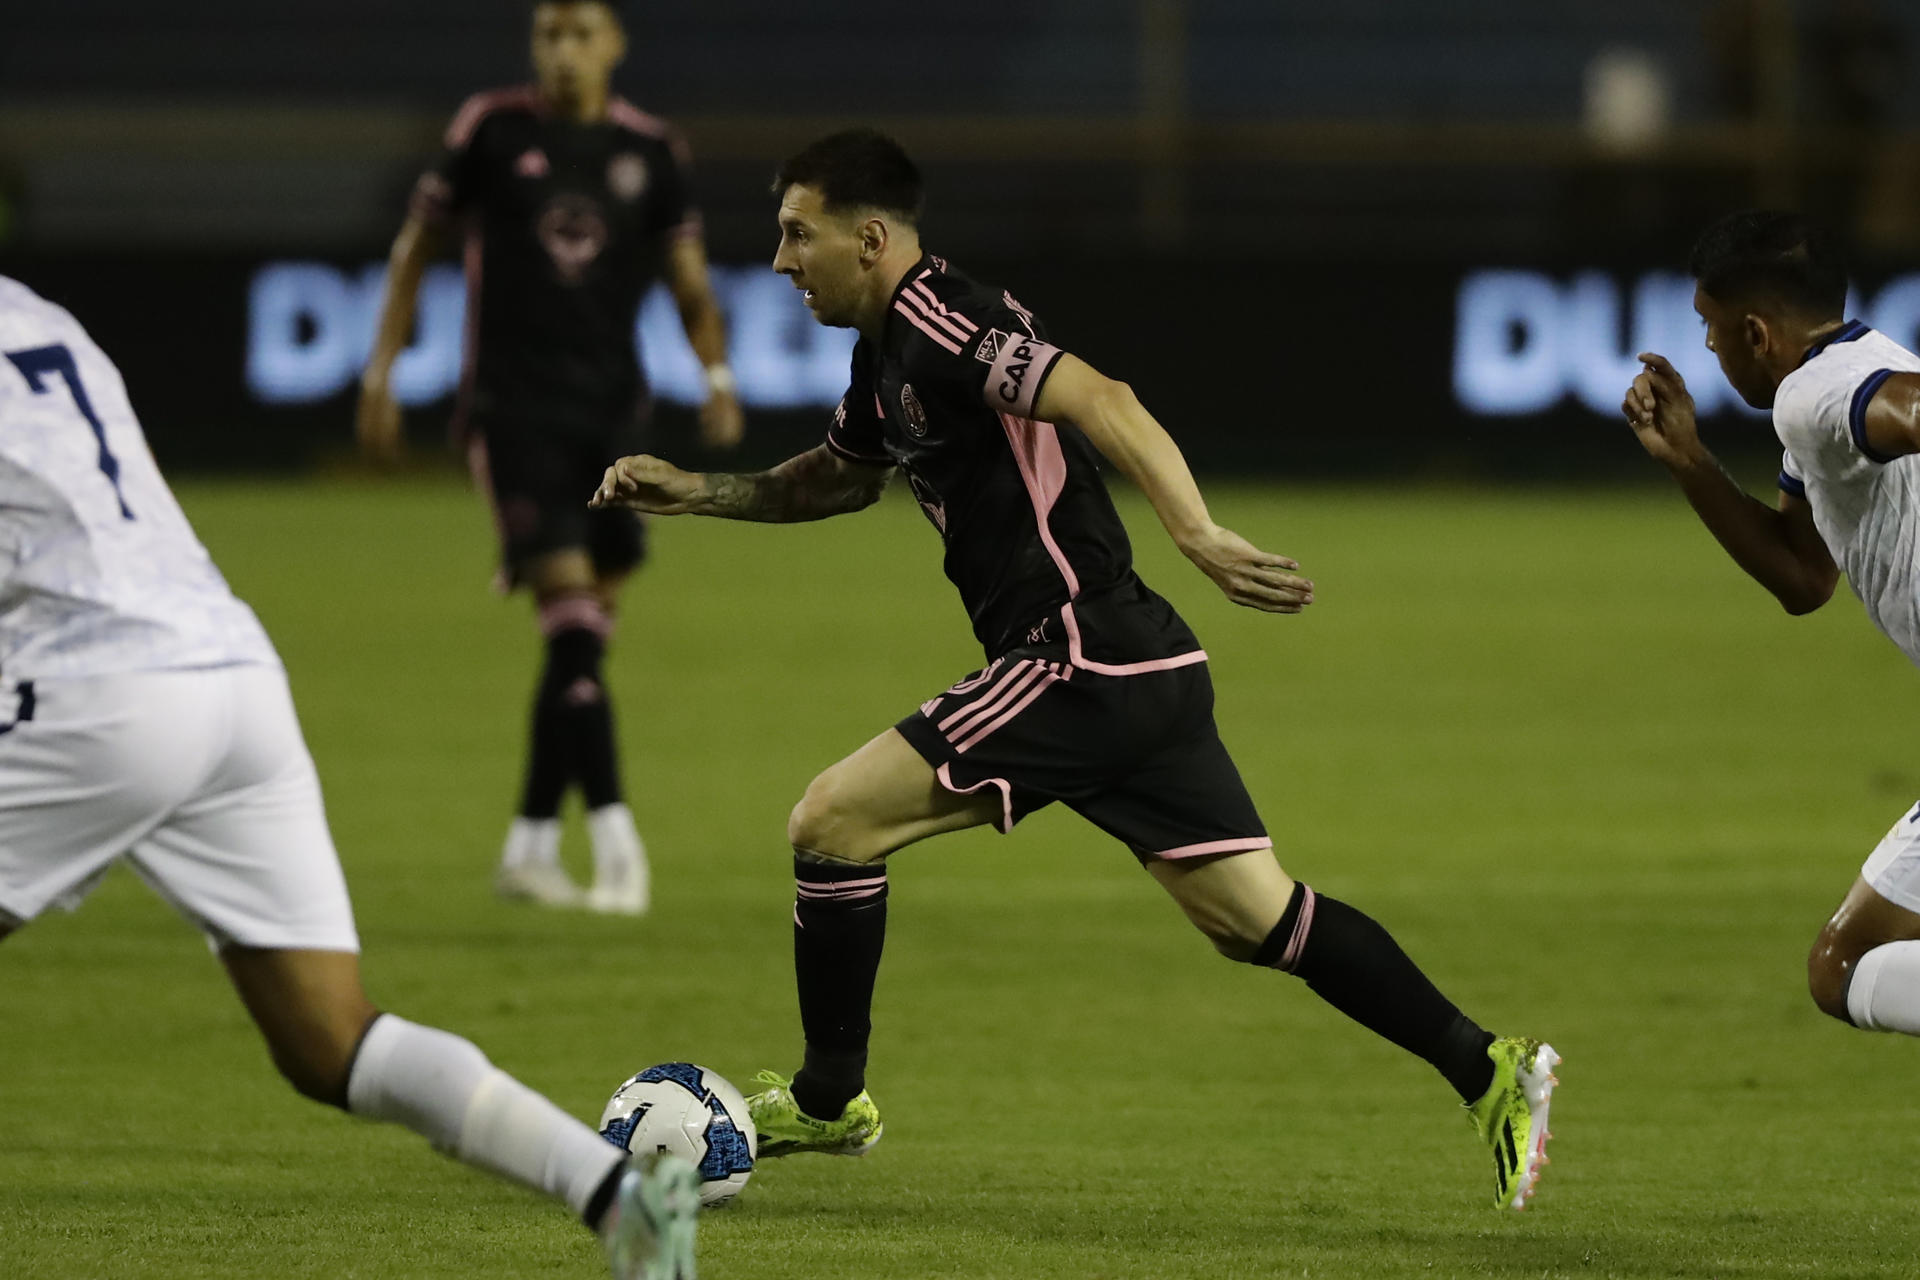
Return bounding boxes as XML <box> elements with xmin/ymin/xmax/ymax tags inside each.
<box><xmin>538</xmin><ymin>593</ymin><xmax>612</xmax><ymax>639</ymax></box>
<box><xmin>795</xmin><ymin>883</ymin><xmax>886</xmax><ymax>902</ymax></box>
<box><xmin>936</xmin><ymin>658</ymin><xmax>1033</xmax><ymax>731</ymax></box>
<box><xmin>906</xmin><ymin>279</ymin><xmax>979</xmax><ymax>339</ymax></box>
<box><xmin>1000</xmin><ymin>412</ymin><xmax>1208</xmax><ymax>676</ymax></box>
<box><xmin>999</xmin><ymin>413</ymin><xmax>1079</xmax><ymax>594</ymax></box>
<box><xmin>446</xmin><ymin>86</ymin><xmax>543</xmax><ymax>150</ymax></box>
<box><xmin>1059</xmin><ymin>603</ymin><xmax>1208</xmax><ymax>675</ymax></box>
<box><xmin>941</xmin><ymin>662</ymin><xmax>1047</xmax><ymax>744</ymax></box>
<box><xmin>954</xmin><ymin>667</ymin><xmax>1062</xmax><ymax>754</ymax></box>
<box><xmin>898</xmin><ymin>289</ymin><xmax>973</xmax><ymax>346</ymax></box>
<box><xmin>1277</xmin><ymin>884</ymin><xmax>1317</xmax><ymax>973</ymax></box>
<box><xmin>893</xmin><ymin>300</ymin><xmax>963</xmax><ymax>354</ymax></box>
<box><xmin>1151</xmin><ymin>835</ymin><xmax>1274</xmax><ymax>861</ymax></box>
<box><xmin>935</xmin><ymin>763</ymin><xmax>1014</xmax><ymax>834</ymax></box>
<box><xmin>606</xmin><ymin>98</ymin><xmax>672</xmax><ymax>139</ymax></box>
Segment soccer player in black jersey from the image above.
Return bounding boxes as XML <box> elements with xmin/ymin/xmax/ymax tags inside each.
<box><xmin>360</xmin><ymin>0</ymin><xmax>743</xmax><ymax>915</ymax></box>
<box><xmin>594</xmin><ymin>130</ymin><xmax>1560</xmax><ymax>1209</ymax></box>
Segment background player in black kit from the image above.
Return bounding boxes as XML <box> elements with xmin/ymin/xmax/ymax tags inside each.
<box><xmin>594</xmin><ymin>130</ymin><xmax>1559</xmax><ymax>1209</ymax></box>
<box><xmin>359</xmin><ymin>0</ymin><xmax>742</xmax><ymax>914</ymax></box>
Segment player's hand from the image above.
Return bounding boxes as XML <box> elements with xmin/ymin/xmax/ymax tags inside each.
<box><xmin>591</xmin><ymin>454</ymin><xmax>705</xmax><ymax>514</ymax></box>
<box><xmin>698</xmin><ymin>390</ymin><xmax>745</xmax><ymax>450</ymax></box>
<box><xmin>355</xmin><ymin>370</ymin><xmax>405</xmax><ymax>464</ymax></box>
<box><xmin>1623</xmin><ymin>351</ymin><xmax>1710</xmax><ymax>469</ymax></box>
<box><xmin>1182</xmin><ymin>524</ymin><xmax>1314</xmax><ymax>613</ymax></box>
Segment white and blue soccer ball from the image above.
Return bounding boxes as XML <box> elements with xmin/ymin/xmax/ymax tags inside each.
<box><xmin>598</xmin><ymin>1063</ymin><xmax>756</xmax><ymax>1208</ymax></box>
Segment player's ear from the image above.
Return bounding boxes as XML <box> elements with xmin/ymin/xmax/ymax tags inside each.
<box><xmin>858</xmin><ymin>216</ymin><xmax>888</xmax><ymax>265</ymax></box>
<box><xmin>1744</xmin><ymin>311</ymin><xmax>1770</xmax><ymax>357</ymax></box>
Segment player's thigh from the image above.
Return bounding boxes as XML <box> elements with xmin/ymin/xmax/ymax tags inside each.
<box><xmin>0</xmin><ymin>676</ymin><xmax>204</xmax><ymax>928</ymax></box>
<box><xmin>221</xmin><ymin>945</ymin><xmax>377</xmax><ymax>1102</ymax></box>
<box><xmin>127</xmin><ymin>667</ymin><xmax>359</xmax><ymax>955</ymax></box>
<box><xmin>1149</xmin><ymin>850</ymin><xmax>1297</xmax><ymax>961</ymax></box>
<box><xmin>789</xmin><ymin>727</ymin><xmax>1003</xmax><ymax>864</ymax></box>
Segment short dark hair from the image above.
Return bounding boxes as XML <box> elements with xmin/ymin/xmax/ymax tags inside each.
<box><xmin>531</xmin><ymin>0</ymin><xmax>623</xmax><ymax>20</ymax></box>
<box><xmin>772</xmin><ymin>129</ymin><xmax>923</xmax><ymax>224</ymax></box>
<box><xmin>1688</xmin><ymin>210</ymin><xmax>1847</xmax><ymax>318</ymax></box>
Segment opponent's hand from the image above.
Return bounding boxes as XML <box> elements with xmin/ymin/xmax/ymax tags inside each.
<box><xmin>698</xmin><ymin>390</ymin><xmax>745</xmax><ymax>450</ymax></box>
<box><xmin>591</xmin><ymin>454</ymin><xmax>705</xmax><ymax>514</ymax></box>
<box><xmin>1182</xmin><ymin>524</ymin><xmax>1315</xmax><ymax>613</ymax></box>
<box><xmin>1623</xmin><ymin>351</ymin><xmax>1709</xmax><ymax>469</ymax></box>
<box><xmin>355</xmin><ymin>370</ymin><xmax>404</xmax><ymax>464</ymax></box>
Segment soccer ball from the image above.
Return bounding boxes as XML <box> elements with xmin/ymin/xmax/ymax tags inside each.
<box><xmin>598</xmin><ymin>1063</ymin><xmax>756</xmax><ymax>1208</ymax></box>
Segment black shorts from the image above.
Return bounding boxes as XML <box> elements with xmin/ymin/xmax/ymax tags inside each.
<box><xmin>470</xmin><ymin>412</ymin><xmax>649</xmax><ymax>588</ymax></box>
<box><xmin>895</xmin><ymin>648</ymin><xmax>1270</xmax><ymax>865</ymax></box>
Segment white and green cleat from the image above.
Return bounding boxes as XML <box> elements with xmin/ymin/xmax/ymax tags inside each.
<box><xmin>745</xmin><ymin>1070</ymin><xmax>884</xmax><ymax>1159</ymax></box>
<box><xmin>1466</xmin><ymin>1036</ymin><xmax>1560</xmax><ymax>1210</ymax></box>
<box><xmin>600</xmin><ymin>1151</ymin><xmax>700</xmax><ymax>1280</ymax></box>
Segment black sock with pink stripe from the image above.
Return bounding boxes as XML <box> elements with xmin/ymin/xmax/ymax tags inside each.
<box><xmin>1254</xmin><ymin>882</ymin><xmax>1495</xmax><ymax>1103</ymax></box>
<box><xmin>518</xmin><ymin>595</ymin><xmax>619</xmax><ymax>820</ymax></box>
<box><xmin>790</xmin><ymin>855</ymin><xmax>890</xmax><ymax>1120</ymax></box>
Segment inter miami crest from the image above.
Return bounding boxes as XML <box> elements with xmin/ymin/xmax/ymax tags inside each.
<box><xmin>899</xmin><ymin>383</ymin><xmax>929</xmax><ymax>438</ymax></box>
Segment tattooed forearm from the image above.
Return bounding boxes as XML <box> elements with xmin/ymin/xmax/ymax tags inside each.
<box><xmin>691</xmin><ymin>445</ymin><xmax>891</xmax><ymax>522</ymax></box>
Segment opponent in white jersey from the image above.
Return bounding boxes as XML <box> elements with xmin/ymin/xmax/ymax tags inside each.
<box><xmin>0</xmin><ymin>276</ymin><xmax>697</xmax><ymax>1279</ymax></box>
<box><xmin>1623</xmin><ymin>210</ymin><xmax>1920</xmax><ymax>1042</ymax></box>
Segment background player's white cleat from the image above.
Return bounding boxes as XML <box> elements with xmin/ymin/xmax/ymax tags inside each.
<box><xmin>496</xmin><ymin>816</ymin><xmax>584</xmax><ymax>907</ymax></box>
<box><xmin>600</xmin><ymin>1152</ymin><xmax>699</xmax><ymax>1280</ymax></box>
<box><xmin>587</xmin><ymin>803</ymin><xmax>650</xmax><ymax>916</ymax></box>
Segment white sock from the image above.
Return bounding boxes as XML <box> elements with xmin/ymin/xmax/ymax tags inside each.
<box><xmin>587</xmin><ymin>804</ymin><xmax>648</xmax><ymax>883</ymax></box>
<box><xmin>1845</xmin><ymin>941</ymin><xmax>1920</xmax><ymax>1033</ymax></box>
<box><xmin>501</xmin><ymin>817</ymin><xmax>562</xmax><ymax>871</ymax></box>
<box><xmin>346</xmin><ymin>1014</ymin><xmax>624</xmax><ymax>1216</ymax></box>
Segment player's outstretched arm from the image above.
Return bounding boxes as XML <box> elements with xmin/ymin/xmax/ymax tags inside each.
<box><xmin>356</xmin><ymin>213</ymin><xmax>445</xmax><ymax>463</ymax></box>
<box><xmin>591</xmin><ymin>444</ymin><xmax>891</xmax><ymax>522</ymax></box>
<box><xmin>1032</xmin><ymin>355</ymin><xmax>1314</xmax><ymax>614</ymax></box>
<box><xmin>665</xmin><ymin>236</ymin><xmax>745</xmax><ymax>451</ymax></box>
<box><xmin>1624</xmin><ymin>352</ymin><xmax>1837</xmax><ymax>614</ymax></box>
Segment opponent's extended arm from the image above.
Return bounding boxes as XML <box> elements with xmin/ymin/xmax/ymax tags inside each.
<box><xmin>664</xmin><ymin>235</ymin><xmax>745</xmax><ymax>450</ymax></box>
<box><xmin>591</xmin><ymin>444</ymin><xmax>891</xmax><ymax>522</ymax></box>
<box><xmin>1032</xmin><ymin>354</ymin><xmax>1314</xmax><ymax>613</ymax></box>
<box><xmin>1624</xmin><ymin>352</ymin><xmax>1837</xmax><ymax>614</ymax></box>
<box><xmin>356</xmin><ymin>214</ymin><xmax>445</xmax><ymax>462</ymax></box>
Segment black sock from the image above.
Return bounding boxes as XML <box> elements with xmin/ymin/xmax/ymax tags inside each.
<box><xmin>1255</xmin><ymin>882</ymin><xmax>1496</xmax><ymax>1103</ymax></box>
<box><xmin>517</xmin><ymin>620</ymin><xmax>611</xmax><ymax>819</ymax></box>
<box><xmin>581</xmin><ymin>1159</ymin><xmax>625</xmax><ymax>1233</ymax></box>
<box><xmin>789</xmin><ymin>855</ymin><xmax>888</xmax><ymax>1120</ymax></box>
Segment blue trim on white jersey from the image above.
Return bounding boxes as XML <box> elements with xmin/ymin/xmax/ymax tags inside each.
<box><xmin>1777</xmin><ymin>470</ymin><xmax>1807</xmax><ymax>498</ymax></box>
<box><xmin>1801</xmin><ymin>319</ymin><xmax>1870</xmax><ymax>367</ymax></box>
<box><xmin>1849</xmin><ymin>368</ymin><xmax>1900</xmax><ymax>464</ymax></box>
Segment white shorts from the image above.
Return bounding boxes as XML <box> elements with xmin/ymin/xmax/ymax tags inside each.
<box><xmin>1862</xmin><ymin>800</ymin><xmax>1920</xmax><ymax>914</ymax></box>
<box><xmin>0</xmin><ymin>665</ymin><xmax>359</xmax><ymax>951</ymax></box>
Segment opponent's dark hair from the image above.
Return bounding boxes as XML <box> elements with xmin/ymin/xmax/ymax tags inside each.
<box><xmin>772</xmin><ymin>130</ymin><xmax>923</xmax><ymax>224</ymax></box>
<box><xmin>530</xmin><ymin>0</ymin><xmax>623</xmax><ymax>21</ymax></box>
<box><xmin>1688</xmin><ymin>210</ymin><xmax>1847</xmax><ymax>318</ymax></box>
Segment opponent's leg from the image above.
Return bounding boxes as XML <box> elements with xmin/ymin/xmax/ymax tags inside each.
<box><xmin>574</xmin><ymin>564</ymin><xmax>646</xmax><ymax>917</ymax></box>
<box><xmin>752</xmin><ymin>727</ymin><xmax>1002</xmax><ymax>1157</ymax></box>
<box><xmin>219</xmin><ymin>945</ymin><xmax>695</xmax><ymax>1274</ymax></box>
<box><xmin>1809</xmin><ymin>877</ymin><xmax>1920</xmax><ymax>1031</ymax></box>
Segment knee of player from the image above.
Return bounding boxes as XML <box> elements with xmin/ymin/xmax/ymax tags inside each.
<box><xmin>1806</xmin><ymin>930</ymin><xmax>1858</xmax><ymax>1023</ymax></box>
<box><xmin>788</xmin><ymin>776</ymin><xmax>880</xmax><ymax>864</ymax></box>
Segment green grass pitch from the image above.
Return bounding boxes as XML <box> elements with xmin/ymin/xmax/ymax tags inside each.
<box><xmin>3</xmin><ymin>474</ymin><xmax>1919</xmax><ymax>1279</ymax></box>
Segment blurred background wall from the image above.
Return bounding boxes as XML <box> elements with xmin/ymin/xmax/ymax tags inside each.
<box><xmin>3</xmin><ymin>0</ymin><xmax>1918</xmax><ymax>475</ymax></box>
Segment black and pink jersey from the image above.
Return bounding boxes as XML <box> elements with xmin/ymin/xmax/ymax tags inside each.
<box><xmin>825</xmin><ymin>253</ymin><xmax>1204</xmax><ymax>671</ymax></box>
<box><xmin>411</xmin><ymin>86</ymin><xmax>700</xmax><ymax>436</ymax></box>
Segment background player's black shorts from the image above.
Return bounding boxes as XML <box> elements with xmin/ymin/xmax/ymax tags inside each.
<box><xmin>894</xmin><ymin>648</ymin><xmax>1270</xmax><ymax>865</ymax></box>
<box><xmin>472</xmin><ymin>410</ymin><xmax>649</xmax><ymax>587</ymax></box>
